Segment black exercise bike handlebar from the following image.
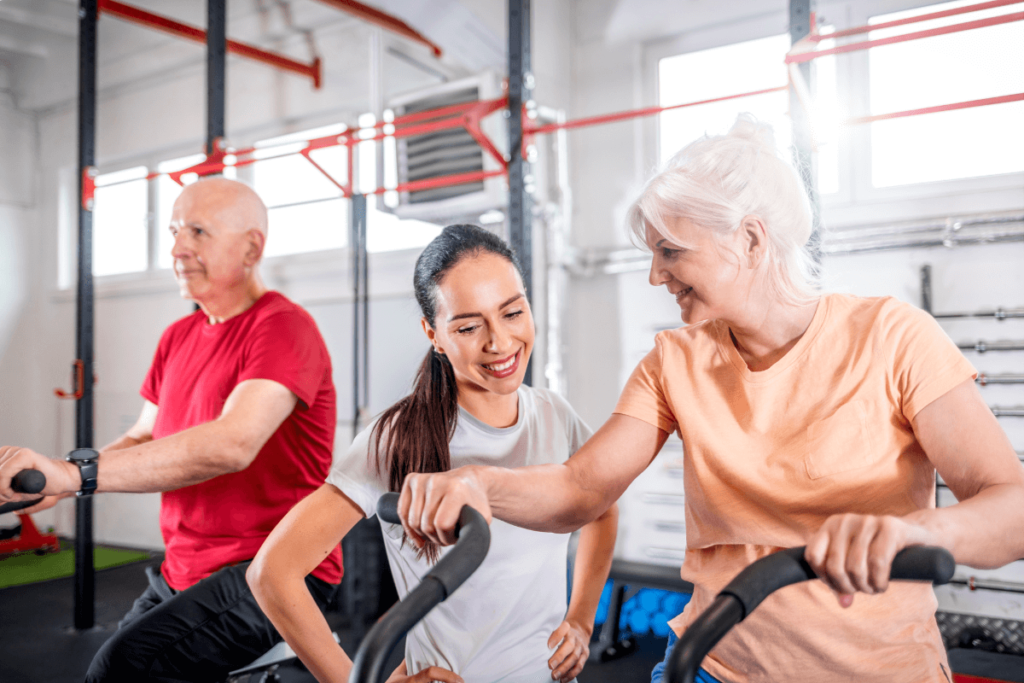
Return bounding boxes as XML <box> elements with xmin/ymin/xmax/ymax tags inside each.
<box><xmin>0</xmin><ymin>470</ymin><xmax>47</xmax><ymax>515</ymax></box>
<box><xmin>664</xmin><ymin>545</ymin><xmax>956</xmax><ymax>683</ymax></box>
<box><xmin>347</xmin><ymin>492</ymin><xmax>491</xmax><ymax>683</ymax></box>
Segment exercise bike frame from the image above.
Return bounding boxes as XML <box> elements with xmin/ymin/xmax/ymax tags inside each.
<box><xmin>663</xmin><ymin>545</ymin><xmax>956</xmax><ymax>683</ymax></box>
<box><xmin>348</xmin><ymin>492</ymin><xmax>491</xmax><ymax>683</ymax></box>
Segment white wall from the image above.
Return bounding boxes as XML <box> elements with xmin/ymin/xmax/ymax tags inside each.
<box><xmin>0</xmin><ymin>0</ymin><xmax>569</xmax><ymax>550</ymax></box>
<box><xmin>2</xmin><ymin>0</ymin><xmax>1021</xmax><ymax>568</ymax></box>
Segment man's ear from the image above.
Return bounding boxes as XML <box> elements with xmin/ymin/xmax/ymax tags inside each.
<box><xmin>244</xmin><ymin>229</ymin><xmax>266</xmax><ymax>266</ymax></box>
<box><xmin>421</xmin><ymin>318</ymin><xmax>442</xmax><ymax>354</ymax></box>
<box><xmin>740</xmin><ymin>215</ymin><xmax>767</xmax><ymax>267</ymax></box>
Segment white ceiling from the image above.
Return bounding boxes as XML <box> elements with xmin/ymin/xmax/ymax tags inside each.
<box><xmin>602</xmin><ymin>0</ymin><xmax>788</xmax><ymax>44</ymax></box>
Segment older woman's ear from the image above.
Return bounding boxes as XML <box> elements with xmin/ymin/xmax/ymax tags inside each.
<box><xmin>740</xmin><ymin>215</ymin><xmax>768</xmax><ymax>268</ymax></box>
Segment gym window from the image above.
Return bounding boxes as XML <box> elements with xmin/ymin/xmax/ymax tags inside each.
<box><xmin>867</xmin><ymin>0</ymin><xmax>1024</xmax><ymax>187</ymax></box>
<box><xmin>92</xmin><ymin>166</ymin><xmax>149</xmax><ymax>277</ymax></box>
<box><xmin>657</xmin><ymin>33</ymin><xmax>841</xmax><ymax>195</ymax></box>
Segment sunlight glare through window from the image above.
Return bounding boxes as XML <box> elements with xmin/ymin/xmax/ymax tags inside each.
<box><xmin>869</xmin><ymin>0</ymin><xmax>1024</xmax><ymax>186</ymax></box>
<box><xmin>93</xmin><ymin>166</ymin><xmax>149</xmax><ymax>277</ymax></box>
<box><xmin>659</xmin><ymin>33</ymin><xmax>840</xmax><ymax>194</ymax></box>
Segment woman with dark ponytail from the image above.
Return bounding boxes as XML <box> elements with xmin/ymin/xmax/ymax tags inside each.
<box><xmin>248</xmin><ymin>224</ymin><xmax>618</xmax><ymax>683</ymax></box>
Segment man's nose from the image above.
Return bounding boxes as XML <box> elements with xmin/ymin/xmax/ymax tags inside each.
<box><xmin>171</xmin><ymin>231</ymin><xmax>191</xmax><ymax>260</ymax></box>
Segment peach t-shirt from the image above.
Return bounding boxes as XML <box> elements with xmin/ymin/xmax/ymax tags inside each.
<box><xmin>614</xmin><ymin>294</ymin><xmax>975</xmax><ymax>683</ymax></box>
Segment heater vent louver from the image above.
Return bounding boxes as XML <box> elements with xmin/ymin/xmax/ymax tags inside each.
<box><xmin>390</xmin><ymin>73</ymin><xmax>505</xmax><ymax>221</ymax></box>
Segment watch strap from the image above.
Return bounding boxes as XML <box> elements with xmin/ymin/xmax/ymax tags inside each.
<box><xmin>66</xmin><ymin>448</ymin><xmax>99</xmax><ymax>496</ymax></box>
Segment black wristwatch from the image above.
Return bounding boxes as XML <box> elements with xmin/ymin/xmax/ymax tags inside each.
<box><xmin>66</xmin><ymin>448</ymin><xmax>99</xmax><ymax>496</ymax></box>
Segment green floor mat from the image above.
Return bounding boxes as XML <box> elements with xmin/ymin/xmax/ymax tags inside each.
<box><xmin>0</xmin><ymin>547</ymin><xmax>152</xmax><ymax>589</ymax></box>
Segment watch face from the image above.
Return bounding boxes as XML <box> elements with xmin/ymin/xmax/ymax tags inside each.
<box><xmin>68</xmin><ymin>448</ymin><xmax>99</xmax><ymax>462</ymax></box>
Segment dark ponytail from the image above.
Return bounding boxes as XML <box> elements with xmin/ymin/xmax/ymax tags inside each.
<box><xmin>372</xmin><ymin>224</ymin><xmax>523</xmax><ymax>561</ymax></box>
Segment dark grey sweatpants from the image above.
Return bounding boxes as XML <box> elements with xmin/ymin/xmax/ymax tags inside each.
<box><xmin>85</xmin><ymin>561</ymin><xmax>336</xmax><ymax>683</ymax></box>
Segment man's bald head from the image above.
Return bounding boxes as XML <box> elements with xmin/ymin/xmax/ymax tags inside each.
<box><xmin>169</xmin><ymin>178</ymin><xmax>270</xmax><ymax>312</ymax></box>
<box><xmin>175</xmin><ymin>177</ymin><xmax>269</xmax><ymax>239</ymax></box>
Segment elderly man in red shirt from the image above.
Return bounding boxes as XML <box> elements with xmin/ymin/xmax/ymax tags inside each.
<box><xmin>0</xmin><ymin>178</ymin><xmax>341</xmax><ymax>682</ymax></box>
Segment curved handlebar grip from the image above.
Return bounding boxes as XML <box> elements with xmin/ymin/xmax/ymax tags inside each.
<box><xmin>0</xmin><ymin>470</ymin><xmax>47</xmax><ymax>515</ymax></box>
<box><xmin>376</xmin><ymin>492</ymin><xmax>400</xmax><ymax>525</ymax></box>
<box><xmin>890</xmin><ymin>546</ymin><xmax>956</xmax><ymax>584</ymax></box>
<box><xmin>722</xmin><ymin>545</ymin><xmax>955</xmax><ymax>620</ymax></box>
<box><xmin>13</xmin><ymin>470</ymin><xmax>46</xmax><ymax>494</ymax></box>
<box><xmin>665</xmin><ymin>545</ymin><xmax>956</xmax><ymax>683</ymax></box>
<box><xmin>350</xmin><ymin>495</ymin><xmax>492</xmax><ymax>683</ymax></box>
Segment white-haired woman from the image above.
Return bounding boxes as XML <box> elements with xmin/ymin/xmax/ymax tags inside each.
<box><xmin>391</xmin><ymin>116</ymin><xmax>1024</xmax><ymax>683</ymax></box>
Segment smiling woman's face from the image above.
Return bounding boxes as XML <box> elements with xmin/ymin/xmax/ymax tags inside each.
<box><xmin>424</xmin><ymin>251</ymin><xmax>535</xmax><ymax>397</ymax></box>
<box><xmin>646</xmin><ymin>216</ymin><xmax>758</xmax><ymax>326</ymax></box>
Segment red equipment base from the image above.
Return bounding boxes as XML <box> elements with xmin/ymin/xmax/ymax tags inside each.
<box><xmin>0</xmin><ymin>513</ymin><xmax>61</xmax><ymax>555</ymax></box>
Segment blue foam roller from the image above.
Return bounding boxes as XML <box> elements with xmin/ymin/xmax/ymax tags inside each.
<box><xmin>651</xmin><ymin>612</ymin><xmax>672</xmax><ymax>637</ymax></box>
<box><xmin>627</xmin><ymin>608</ymin><xmax>651</xmax><ymax>634</ymax></box>
<box><xmin>640</xmin><ymin>589</ymin><xmax>663</xmax><ymax>613</ymax></box>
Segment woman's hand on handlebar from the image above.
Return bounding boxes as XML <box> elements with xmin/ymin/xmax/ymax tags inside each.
<box><xmin>398</xmin><ymin>467</ymin><xmax>493</xmax><ymax>548</ymax></box>
<box><xmin>547</xmin><ymin>618</ymin><xmax>590</xmax><ymax>682</ymax></box>
<box><xmin>805</xmin><ymin>513</ymin><xmax>940</xmax><ymax>607</ymax></box>
<box><xmin>385</xmin><ymin>661</ymin><xmax>463</xmax><ymax>683</ymax></box>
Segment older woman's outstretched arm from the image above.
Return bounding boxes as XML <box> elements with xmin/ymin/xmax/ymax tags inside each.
<box><xmin>398</xmin><ymin>414</ymin><xmax>666</xmax><ymax>548</ymax></box>
<box><xmin>806</xmin><ymin>377</ymin><xmax>1024</xmax><ymax>605</ymax></box>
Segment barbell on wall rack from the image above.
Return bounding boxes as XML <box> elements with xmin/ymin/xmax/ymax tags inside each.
<box><xmin>948</xmin><ymin>576</ymin><xmax>1024</xmax><ymax>595</ymax></box>
<box><xmin>959</xmin><ymin>340</ymin><xmax>1024</xmax><ymax>353</ymax></box>
<box><xmin>976</xmin><ymin>374</ymin><xmax>1024</xmax><ymax>386</ymax></box>
<box><xmin>934</xmin><ymin>307</ymin><xmax>1024</xmax><ymax>321</ymax></box>
<box><xmin>991</xmin><ymin>406</ymin><xmax>1024</xmax><ymax>418</ymax></box>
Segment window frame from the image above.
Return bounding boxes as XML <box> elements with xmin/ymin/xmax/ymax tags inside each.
<box><xmin>642</xmin><ymin>0</ymin><xmax>1024</xmax><ymax>229</ymax></box>
<box><xmin>57</xmin><ymin>117</ymin><xmax>435</xmax><ymax>293</ymax></box>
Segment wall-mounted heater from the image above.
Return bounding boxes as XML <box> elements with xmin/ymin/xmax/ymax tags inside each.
<box><xmin>389</xmin><ymin>72</ymin><xmax>507</xmax><ymax>222</ymax></box>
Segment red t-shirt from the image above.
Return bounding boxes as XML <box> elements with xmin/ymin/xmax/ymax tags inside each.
<box><xmin>141</xmin><ymin>291</ymin><xmax>342</xmax><ymax>590</ymax></box>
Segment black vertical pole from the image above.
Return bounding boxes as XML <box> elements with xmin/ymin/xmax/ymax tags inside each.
<box><xmin>207</xmin><ymin>0</ymin><xmax>226</xmax><ymax>155</ymax></box>
<box><xmin>789</xmin><ymin>0</ymin><xmax>820</xmax><ymax>261</ymax></box>
<box><xmin>508</xmin><ymin>0</ymin><xmax>533</xmax><ymax>385</ymax></box>
<box><xmin>351</xmin><ymin>194</ymin><xmax>368</xmax><ymax>442</ymax></box>
<box><xmin>75</xmin><ymin>0</ymin><xmax>98</xmax><ymax>631</ymax></box>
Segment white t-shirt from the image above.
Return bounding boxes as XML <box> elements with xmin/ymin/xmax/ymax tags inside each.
<box><xmin>327</xmin><ymin>386</ymin><xmax>593</xmax><ymax>683</ymax></box>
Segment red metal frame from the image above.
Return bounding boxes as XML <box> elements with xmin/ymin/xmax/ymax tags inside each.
<box><xmin>524</xmin><ymin>85</ymin><xmax>789</xmax><ymax>139</ymax></box>
<box><xmin>161</xmin><ymin>96</ymin><xmax>511</xmax><ymax>198</ymax></box>
<box><xmin>811</xmin><ymin>0</ymin><xmax>1022</xmax><ymax>41</ymax></box>
<box><xmin>54</xmin><ymin>359</ymin><xmax>98</xmax><ymax>400</ymax></box>
<box><xmin>90</xmin><ymin>0</ymin><xmax>1020</xmax><ymax>204</ymax></box>
<box><xmin>313</xmin><ymin>0</ymin><xmax>443</xmax><ymax>58</ymax></box>
<box><xmin>97</xmin><ymin>0</ymin><xmax>322</xmax><ymax>88</ymax></box>
<box><xmin>787</xmin><ymin>10</ymin><xmax>1024</xmax><ymax>64</ymax></box>
<box><xmin>55</xmin><ymin>359</ymin><xmax>85</xmax><ymax>400</ymax></box>
<box><xmin>81</xmin><ymin>166</ymin><xmax>97</xmax><ymax>211</ymax></box>
<box><xmin>952</xmin><ymin>675</ymin><xmax>1015</xmax><ymax>683</ymax></box>
<box><xmin>0</xmin><ymin>514</ymin><xmax>61</xmax><ymax>556</ymax></box>
<box><xmin>843</xmin><ymin>92</ymin><xmax>1024</xmax><ymax>126</ymax></box>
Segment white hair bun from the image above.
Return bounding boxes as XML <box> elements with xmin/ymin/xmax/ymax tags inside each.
<box><xmin>727</xmin><ymin>114</ymin><xmax>778</xmax><ymax>155</ymax></box>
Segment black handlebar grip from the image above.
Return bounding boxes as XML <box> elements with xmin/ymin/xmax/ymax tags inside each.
<box><xmin>0</xmin><ymin>469</ymin><xmax>47</xmax><ymax>515</ymax></box>
<box><xmin>667</xmin><ymin>544</ymin><xmax>957</xmax><ymax>683</ymax></box>
<box><xmin>377</xmin><ymin>492</ymin><xmax>401</xmax><ymax>525</ymax></box>
<box><xmin>12</xmin><ymin>469</ymin><xmax>46</xmax><ymax>494</ymax></box>
<box><xmin>721</xmin><ymin>545</ymin><xmax>955</xmax><ymax>620</ymax></box>
<box><xmin>890</xmin><ymin>545</ymin><xmax>956</xmax><ymax>585</ymax></box>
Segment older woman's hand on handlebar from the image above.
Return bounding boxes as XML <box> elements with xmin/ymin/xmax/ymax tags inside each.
<box><xmin>398</xmin><ymin>466</ymin><xmax>493</xmax><ymax>548</ymax></box>
<box><xmin>805</xmin><ymin>513</ymin><xmax>940</xmax><ymax>608</ymax></box>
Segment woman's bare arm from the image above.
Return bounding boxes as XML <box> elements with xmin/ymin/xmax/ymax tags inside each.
<box><xmin>806</xmin><ymin>378</ymin><xmax>1024</xmax><ymax>603</ymax></box>
<box><xmin>400</xmin><ymin>414</ymin><xmax>666</xmax><ymax>547</ymax></box>
<box><xmin>909</xmin><ymin>377</ymin><xmax>1024</xmax><ymax>567</ymax></box>
<box><xmin>247</xmin><ymin>484</ymin><xmax>364</xmax><ymax>683</ymax></box>
<box><xmin>548</xmin><ymin>502</ymin><xmax>619</xmax><ymax>682</ymax></box>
